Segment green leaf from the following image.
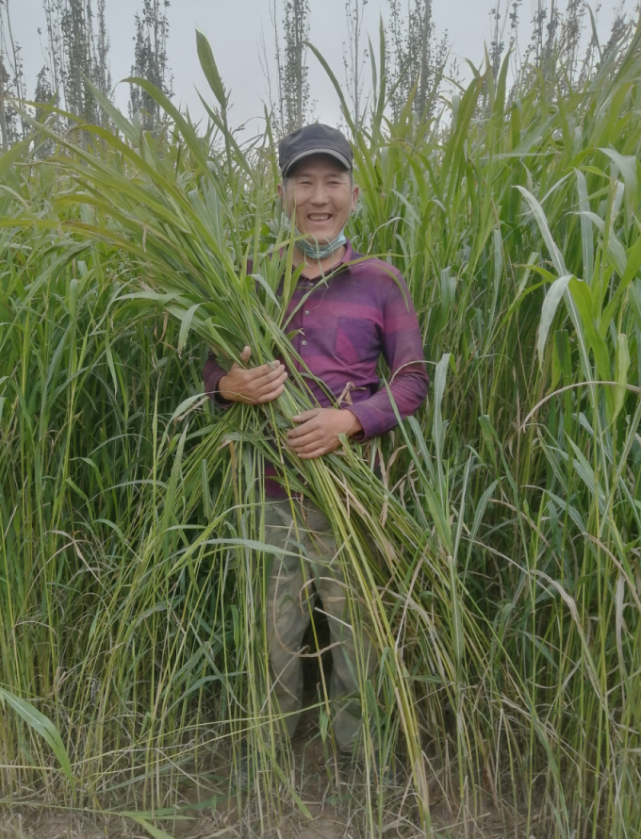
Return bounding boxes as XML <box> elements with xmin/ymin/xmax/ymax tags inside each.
<box><xmin>306</xmin><ymin>41</ymin><xmax>354</xmax><ymax>133</ymax></box>
<box><xmin>0</xmin><ymin>137</ymin><xmax>34</xmax><ymax>177</ymax></box>
<box><xmin>432</xmin><ymin>353</ymin><xmax>450</xmax><ymax>505</ymax></box>
<box><xmin>622</xmin><ymin>233</ymin><xmax>641</xmax><ymax>288</ymax></box>
<box><xmin>0</xmin><ymin>688</ymin><xmax>75</xmax><ymax>789</ymax></box>
<box><xmin>568</xmin><ymin>277</ymin><xmax>611</xmax><ymax>381</ymax></box>
<box><xmin>168</xmin><ymin>393</ymin><xmax>207</xmax><ymax>425</ymax></box>
<box><xmin>68</xmin><ymin>278</ymin><xmax>79</xmax><ymax>320</ymax></box>
<box><xmin>104</xmin><ymin>329</ymin><xmax>118</xmax><ymax>396</ymax></box>
<box><xmin>516</xmin><ymin>186</ymin><xmax>567</xmax><ymax>277</ymax></box>
<box><xmin>178</xmin><ymin>302</ymin><xmax>201</xmax><ymax>355</ymax></box>
<box><xmin>85</xmin><ymin>78</ymin><xmax>140</xmax><ymax>145</ymax></box>
<box><xmin>537</xmin><ymin>275</ymin><xmax>572</xmax><ymax>367</ymax></box>
<box><xmin>196</xmin><ymin>29</ymin><xmax>227</xmax><ymax>110</ymax></box>
<box><xmin>576</xmin><ymin>170</ymin><xmax>594</xmax><ymax>283</ymax></box>
<box><xmin>600</xmin><ymin>148</ymin><xmax>638</xmax><ymax>230</ymax></box>
<box><xmin>614</xmin><ymin>332</ymin><xmax>630</xmax><ymax>420</ymax></box>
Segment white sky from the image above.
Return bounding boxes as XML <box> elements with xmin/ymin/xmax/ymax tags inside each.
<box><xmin>7</xmin><ymin>0</ymin><xmax>626</xmax><ymax>133</ymax></box>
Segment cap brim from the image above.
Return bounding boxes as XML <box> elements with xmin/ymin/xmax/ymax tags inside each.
<box><xmin>282</xmin><ymin>148</ymin><xmax>352</xmax><ymax>176</ymax></box>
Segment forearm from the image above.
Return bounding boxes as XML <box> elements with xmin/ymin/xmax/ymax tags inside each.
<box><xmin>203</xmin><ymin>352</ymin><xmax>232</xmax><ymax>408</ymax></box>
<box><xmin>217</xmin><ymin>373</ymin><xmax>240</xmax><ymax>402</ymax></box>
<box><xmin>339</xmin><ymin>408</ymin><xmax>363</xmax><ymax>437</ymax></box>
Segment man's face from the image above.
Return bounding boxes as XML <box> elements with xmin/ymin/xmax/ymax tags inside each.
<box><xmin>278</xmin><ymin>154</ymin><xmax>359</xmax><ymax>245</ymax></box>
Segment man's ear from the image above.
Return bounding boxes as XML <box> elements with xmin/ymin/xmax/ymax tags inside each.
<box><xmin>351</xmin><ymin>183</ymin><xmax>360</xmax><ymax>211</ymax></box>
<box><xmin>277</xmin><ymin>182</ymin><xmax>284</xmax><ymax>202</ymax></box>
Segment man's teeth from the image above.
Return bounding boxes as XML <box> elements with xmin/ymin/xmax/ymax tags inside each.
<box><xmin>309</xmin><ymin>215</ymin><xmax>331</xmax><ymax>220</ymax></box>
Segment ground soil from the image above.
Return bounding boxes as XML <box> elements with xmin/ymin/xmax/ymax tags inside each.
<box><xmin>0</xmin><ymin>704</ymin><xmax>542</xmax><ymax>839</ymax></box>
<box><xmin>0</xmin><ymin>621</ymin><xmax>541</xmax><ymax>839</ymax></box>
<box><xmin>0</xmin><ymin>797</ymin><xmax>540</xmax><ymax>839</ymax></box>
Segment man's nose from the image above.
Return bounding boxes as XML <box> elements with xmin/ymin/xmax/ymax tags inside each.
<box><xmin>309</xmin><ymin>182</ymin><xmax>329</xmax><ymax>204</ymax></box>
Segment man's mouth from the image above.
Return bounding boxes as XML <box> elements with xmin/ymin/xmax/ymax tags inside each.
<box><xmin>308</xmin><ymin>214</ymin><xmax>332</xmax><ymax>221</ymax></box>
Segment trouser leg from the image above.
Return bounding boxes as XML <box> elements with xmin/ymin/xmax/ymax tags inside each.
<box><xmin>264</xmin><ymin>499</ymin><xmax>314</xmax><ymax>740</ymax></box>
<box><xmin>304</xmin><ymin>504</ymin><xmax>377</xmax><ymax>753</ymax></box>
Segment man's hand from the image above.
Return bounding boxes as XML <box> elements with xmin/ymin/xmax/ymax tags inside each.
<box><xmin>218</xmin><ymin>346</ymin><xmax>288</xmax><ymax>404</ymax></box>
<box><xmin>287</xmin><ymin>408</ymin><xmax>363</xmax><ymax>459</ymax></box>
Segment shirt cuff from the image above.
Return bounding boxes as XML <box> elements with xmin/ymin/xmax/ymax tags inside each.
<box><xmin>205</xmin><ymin>370</ymin><xmax>234</xmax><ymax>410</ymax></box>
<box><xmin>344</xmin><ymin>403</ymin><xmax>383</xmax><ymax>442</ymax></box>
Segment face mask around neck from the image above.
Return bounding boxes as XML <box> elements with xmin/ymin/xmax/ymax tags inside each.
<box><xmin>295</xmin><ymin>228</ymin><xmax>347</xmax><ymax>261</ymax></box>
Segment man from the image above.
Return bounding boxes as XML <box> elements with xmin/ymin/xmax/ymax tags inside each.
<box><xmin>203</xmin><ymin>123</ymin><xmax>428</xmax><ymax>755</ymax></box>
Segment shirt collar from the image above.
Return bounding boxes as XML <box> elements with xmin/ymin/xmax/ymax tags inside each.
<box><xmin>299</xmin><ymin>239</ymin><xmax>359</xmax><ymax>281</ymax></box>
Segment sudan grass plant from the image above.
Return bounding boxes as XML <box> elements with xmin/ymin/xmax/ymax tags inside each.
<box><xmin>1</xmin><ymin>23</ymin><xmax>641</xmax><ymax>838</ymax></box>
<box><xmin>344</xmin><ymin>24</ymin><xmax>641</xmax><ymax>837</ymax></box>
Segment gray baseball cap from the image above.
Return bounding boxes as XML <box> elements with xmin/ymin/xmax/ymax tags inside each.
<box><xmin>278</xmin><ymin>124</ymin><xmax>353</xmax><ymax>177</ymax></box>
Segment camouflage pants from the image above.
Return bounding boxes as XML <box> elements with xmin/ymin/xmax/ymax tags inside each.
<box><xmin>264</xmin><ymin>497</ymin><xmax>376</xmax><ymax>752</ymax></box>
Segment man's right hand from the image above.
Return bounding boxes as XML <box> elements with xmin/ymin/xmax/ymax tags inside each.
<box><xmin>218</xmin><ymin>346</ymin><xmax>288</xmax><ymax>404</ymax></box>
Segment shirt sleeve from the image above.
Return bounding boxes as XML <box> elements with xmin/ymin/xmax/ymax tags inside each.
<box><xmin>203</xmin><ymin>352</ymin><xmax>233</xmax><ymax>409</ymax></box>
<box><xmin>346</xmin><ymin>271</ymin><xmax>429</xmax><ymax>440</ymax></box>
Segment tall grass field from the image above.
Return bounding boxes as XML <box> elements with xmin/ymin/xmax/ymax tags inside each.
<box><xmin>2</xmin><ymin>21</ymin><xmax>641</xmax><ymax>839</ymax></box>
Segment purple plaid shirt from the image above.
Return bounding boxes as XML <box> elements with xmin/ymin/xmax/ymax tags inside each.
<box><xmin>203</xmin><ymin>241</ymin><xmax>428</xmax><ymax>492</ymax></box>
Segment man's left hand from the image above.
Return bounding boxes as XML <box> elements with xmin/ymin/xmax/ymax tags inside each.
<box><xmin>287</xmin><ymin>408</ymin><xmax>362</xmax><ymax>459</ymax></box>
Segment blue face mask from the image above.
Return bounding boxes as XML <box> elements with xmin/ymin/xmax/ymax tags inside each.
<box><xmin>295</xmin><ymin>228</ymin><xmax>347</xmax><ymax>261</ymax></box>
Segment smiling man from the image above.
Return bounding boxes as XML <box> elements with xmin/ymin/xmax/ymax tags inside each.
<box><xmin>203</xmin><ymin>124</ymin><xmax>428</xmax><ymax>758</ymax></box>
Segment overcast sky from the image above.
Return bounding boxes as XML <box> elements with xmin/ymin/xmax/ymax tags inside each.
<box><xmin>8</xmin><ymin>0</ymin><xmax>625</xmax><ymax>133</ymax></box>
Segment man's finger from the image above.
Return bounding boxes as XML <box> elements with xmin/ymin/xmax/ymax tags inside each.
<box><xmin>290</xmin><ymin>441</ymin><xmax>325</xmax><ymax>455</ymax></box>
<box><xmin>257</xmin><ymin>384</ymin><xmax>286</xmax><ymax>403</ymax></box>
<box><xmin>263</xmin><ymin>364</ymin><xmax>288</xmax><ymax>380</ymax></box>
<box><xmin>288</xmin><ymin>436</ymin><xmax>325</xmax><ymax>454</ymax></box>
<box><xmin>243</xmin><ymin>365</ymin><xmax>285</xmax><ymax>389</ymax></box>
<box><xmin>250</xmin><ymin>362</ymin><xmax>286</xmax><ymax>380</ymax></box>
<box><xmin>255</xmin><ymin>371</ymin><xmax>287</xmax><ymax>395</ymax></box>
<box><xmin>297</xmin><ymin>444</ymin><xmax>334</xmax><ymax>459</ymax></box>
<box><xmin>252</xmin><ymin>365</ymin><xmax>287</xmax><ymax>383</ymax></box>
<box><xmin>287</xmin><ymin>422</ymin><xmax>320</xmax><ymax>441</ymax></box>
<box><xmin>288</xmin><ymin>429</ymin><xmax>326</xmax><ymax>447</ymax></box>
<box><xmin>240</xmin><ymin>345</ymin><xmax>252</xmax><ymax>364</ymax></box>
<box><xmin>292</xmin><ymin>409</ymin><xmax>321</xmax><ymax>423</ymax></box>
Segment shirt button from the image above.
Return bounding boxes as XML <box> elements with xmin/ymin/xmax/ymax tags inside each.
<box><xmin>301</xmin><ymin>340</ymin><xmax>308</xmax><ymax>346</ymax></box>
<box><xmin>304</xmin><ymin>309</ymin><xmax>310</xmax><ymax>316</ymax></box>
